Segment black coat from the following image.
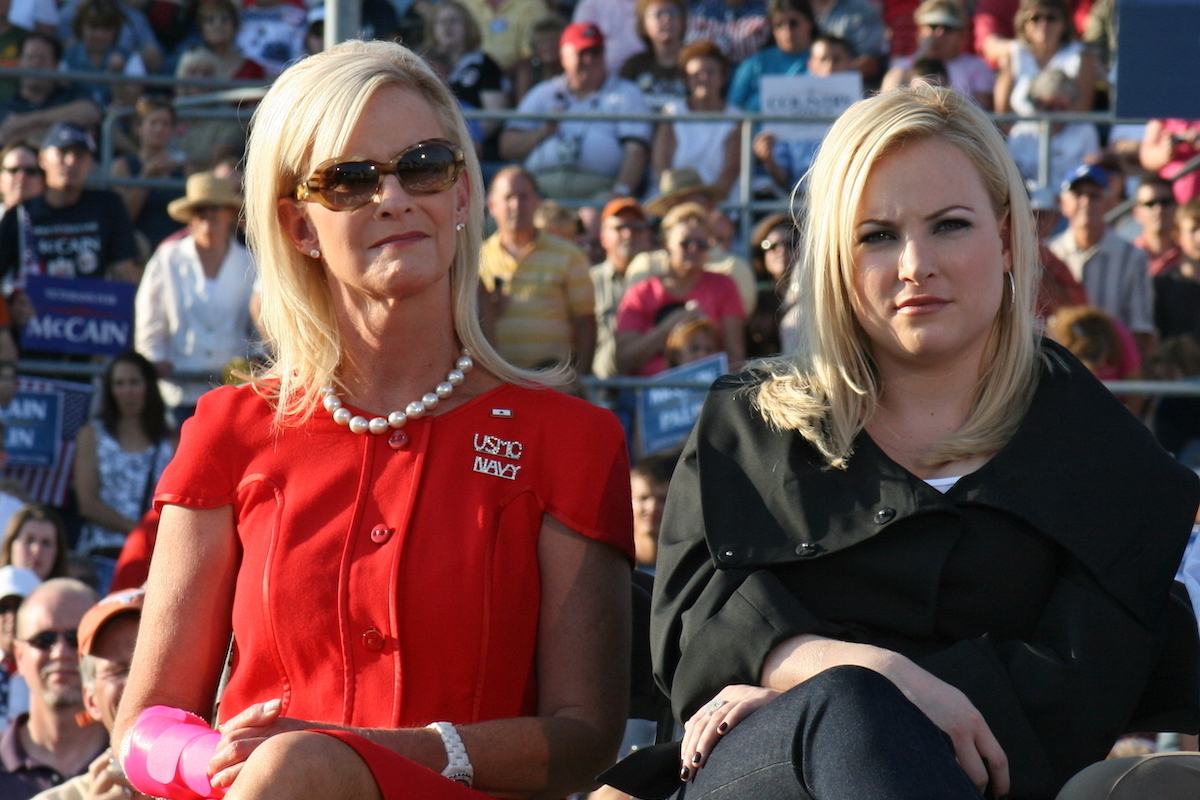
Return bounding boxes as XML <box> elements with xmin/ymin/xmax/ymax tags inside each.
<box><xmin>650</xmin><ymin>342</ymin><xmax>1200</xmax><ymax>800</ymax></box>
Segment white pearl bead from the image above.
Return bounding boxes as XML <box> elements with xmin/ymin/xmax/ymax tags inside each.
<box><xmin>322</xmin><ymin>351</ymin><xmax>465</xmax><ymax>434</ymax></box>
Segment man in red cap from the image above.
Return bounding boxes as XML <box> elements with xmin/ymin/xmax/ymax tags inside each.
<box><xmin>500</xmin><ymin>22</ymin><xmax>652</xmax><ymax>201</ymax></box>
<box><xmin>591</xmin><ymin>197</ymin><xmax>652</xmax><ymax>377</ymax></box>
<box><xmin>30</xmin><ymin>588</ymin><xmax>145</xmax><ymax>800</ymax></box>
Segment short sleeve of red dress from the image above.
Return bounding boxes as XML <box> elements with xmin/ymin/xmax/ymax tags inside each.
<box><xmin>153</xmin><ymin>382</ymin><xmax>633</xmax><ymax>732</ymax></box>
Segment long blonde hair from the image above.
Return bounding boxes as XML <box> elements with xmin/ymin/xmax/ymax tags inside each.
<box><xmin>244</xmin><ymin>40</ymin><xmax>551</xmax><ymax>425</ymax></box>
<box><xmin>753</xmin><ymin>85</ymin><xmax>1045</xmax><ymax>468</ymax></box>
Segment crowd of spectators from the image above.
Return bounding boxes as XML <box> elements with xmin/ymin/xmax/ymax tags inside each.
<box><xmin>0</xmin><ymin>0</ymin><xmax>1200</xmax><ymax>786</ymax></box>
<box><xmin>0</xmin><ymin>1</ymin><xmax>1197</xmax><ymax>794</ymax></box>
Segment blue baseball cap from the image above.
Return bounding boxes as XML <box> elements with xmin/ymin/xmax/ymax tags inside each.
<box><xmin>1061</xmin><ymin>163</ymin><xmax>1108</xmax><ymax>194</ymax></box>
<box><xmin>41</xmin><ymin>122</ymin><xmax>96</xmax><ymax>155</ymax></box>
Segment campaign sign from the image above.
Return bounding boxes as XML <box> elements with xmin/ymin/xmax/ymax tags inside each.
<box><xmin>760</xmin><ymin>73</ymin><xmax>862</xmax><ymax>140</ymax></box>
<box><xmin>21</xmin><ymin>275</ymin><xmax>136</xmax><ymax>356</ymax></box>
<box><xmin>1</xmin><ymin>390</ymin><xmax>63</xmax><ymax>469</ymax></box>
<box><xmin>637</xmin><ymin>353</ymin><xmax>728</xmax><ymax>455</ymax></box>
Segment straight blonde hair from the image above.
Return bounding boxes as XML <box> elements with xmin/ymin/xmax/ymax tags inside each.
<box><xmin>244</xmin><ymin>40</ymin><xmax>554</xmax><ymax>425</ymax></box>
<box><xmin>753</xmin><ymin>85</ymin><xmax>1046</xmax><ymax>468</ymax></box>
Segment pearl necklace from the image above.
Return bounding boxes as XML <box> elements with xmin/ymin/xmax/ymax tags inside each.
<box><xmin>321</xmin><ymin>349</ymin><xmax>474</xmax><ymax>435</ymax></box>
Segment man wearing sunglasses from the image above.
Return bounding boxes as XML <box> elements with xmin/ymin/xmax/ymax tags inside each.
<box><xmin>1132</xmin><ymin>176</ymin><xmax>1182</xmax><ymax>277</ymax></box>
<box><xmin>30</xmin><ymin>588</ymin><xmax>145</xmax><ymax>800</ymax></box>
<box><xmin>0</xmin><ymin>578</ymin><xmax>104</xmax><ymax>800</ymax></box>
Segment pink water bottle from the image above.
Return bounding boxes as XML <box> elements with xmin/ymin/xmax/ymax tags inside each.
<box><xmin>124</xmin><ymin>705</ymin><xmax>227</xmax><ymax>800</ymax></box>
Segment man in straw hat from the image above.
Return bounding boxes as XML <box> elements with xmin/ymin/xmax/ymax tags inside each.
<box><xmin>632</xmin><ymin>167</ymin><xmax>756</xmax><ymax>315</ymax></box>
<box><xmin>134</xmin><ymin>171</ymin><xmax>257</xmax><ymax>423</ymax></box>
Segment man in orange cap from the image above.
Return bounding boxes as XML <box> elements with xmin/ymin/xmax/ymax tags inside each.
<box><xmin>591</xmin><ymin>197</ymin><xmax>652</xmax><ymax>377</ymax></box>
<box><xmin>30</xmin><ymin>588</ymin><xmax>145</xmax><ymax>800</ymax></box>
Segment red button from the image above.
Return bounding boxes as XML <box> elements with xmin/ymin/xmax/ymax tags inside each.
<box><xmin>370</xmin><ymin>525</ymin><xmax>394</xmax><ymax>544</ymax></box>
<box><xmin>362</xmin><ymin>629</ymin><xmax>384</xmax><ymax>651</ymax></box>
<box><xmin>388</xmin><ymin>430</ymin><xmax>409</xmax><ymax>449</ymax></box>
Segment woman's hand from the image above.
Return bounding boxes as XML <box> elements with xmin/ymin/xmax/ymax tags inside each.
<box><xmin>880</xmin><ymin>657</ymin><xmax>1009</xmax><ymax>798</ymax></box>
<box><xmin>752</xmin><ymin>132</ymin><xmax>777</xmax><ymax>164</ymax></box>
<box><xmin>208</xmin><ymin>700</ymin><xmax>320</xmax><ymax>789</ymax></box>
<box><xmin>679</xmin><ymin>684</ymin><xmax>781</xmax><ymax>782</ymax></box>
<box><xmin>761</xmin><ymin>635</ymin><xmax>1009</xmax><ymax>798</ymax></box>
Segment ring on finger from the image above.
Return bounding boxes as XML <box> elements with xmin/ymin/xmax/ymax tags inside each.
<box><xmin>703</xmin><ymin>698</ymin><xmax>727</xmax><ymax>714</ymax></box>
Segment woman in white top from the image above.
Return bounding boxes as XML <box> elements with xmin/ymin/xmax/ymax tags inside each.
<box><xmin>73</xmin><ymin>351</ymin><xmax>174</xmax><ymax>561</ymax></box>
<box><xmin>994</xmin><ymin>0</ymin><xmax>1099</xmax><ymax>116</ymax></box>
<box><xmin>651</xmin><ymin>40</ymin><xmax>740</xmax><ymax>204</ymax></box>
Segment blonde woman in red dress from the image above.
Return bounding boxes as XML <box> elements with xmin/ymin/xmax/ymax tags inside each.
<box><xmin>112</xmin><ymin>39</ymin><xmax>633</xmax><ymax>800</ymax></box>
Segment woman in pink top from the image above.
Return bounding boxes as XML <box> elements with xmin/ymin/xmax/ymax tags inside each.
<box><xmin>615</xmin><ymin>202</ymin><xmax>745</xmax><ymax>374</ymax></box>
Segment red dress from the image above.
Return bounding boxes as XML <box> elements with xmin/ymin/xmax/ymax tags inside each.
<box><xmin>154</xmin><ymin>382</ymin><xmax>633</xmax><ymax>797</ymax></box>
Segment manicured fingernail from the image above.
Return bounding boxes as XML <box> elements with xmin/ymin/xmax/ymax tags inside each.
<box><xmin>718</xmin><ymin>722</ymin><xmax>728</xmax><ymax>733</ymax></box>
<box><xmin>210</xmin><ymin>770</ymin><xmax>230</xmax><ymax>788</ymax></box>
<box><xmin>264</xmin><ymin>698</ymin><xmax>281</xmax><ymax>713</ymax></box>
<box><xmin>679</xmin><ymin>766</ymin><xmax>690</xmax><ymax>781</ymax></box>
<box><xmin>692</xmin><ymin>752</ymin><xmax>703</xmax><ymax>764</ymax></box>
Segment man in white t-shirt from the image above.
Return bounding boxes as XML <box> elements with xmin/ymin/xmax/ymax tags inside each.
<box><xmin>500</xmin><ymin>23</ymin><xmax>651</xmax><ymax>200</ymax></box>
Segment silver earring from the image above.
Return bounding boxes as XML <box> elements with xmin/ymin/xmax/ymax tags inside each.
<box><xmin>455</xmin><ymin>223</ymin><xmax>465</xmax><ymax>232</ymax></box>
<box><xmin>1006</xmin><ymin>271</ymin><xmax>1015</xmax><ymax>309</ymax></box>
<box><xmin>310</xmin><ymin>248</ymin><xmax>321</xmax><ymax>259</ymax></box>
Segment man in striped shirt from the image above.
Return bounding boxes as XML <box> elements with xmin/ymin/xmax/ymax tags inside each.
<box><xmin>479</xmin><ymin>166</ymin><xmax>597</xmax><ymax>375</ymax></box>
<box><xmin>1050</xmin><ymin>163</ymin><xmax>1156</xmax><ymax>360</ymax></box>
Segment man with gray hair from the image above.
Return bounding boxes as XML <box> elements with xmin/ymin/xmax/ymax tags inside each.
<box><xmin>31</xmin><ymin>588</ymin><xmax>145</xmax><ymax>800</ymax></box>
<box><xmin>0</xmin><ymin>578</ymin><xmax>103</xmax><ymax>800</ymax></box>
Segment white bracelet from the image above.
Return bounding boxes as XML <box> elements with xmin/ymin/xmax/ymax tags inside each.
<box><xmin>427</xmin><ymin>721</ymin><xmax>474</xmax><ymax>788</ymax></box>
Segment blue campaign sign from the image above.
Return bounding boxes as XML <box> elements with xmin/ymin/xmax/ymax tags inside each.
<box><xmin>1</xmin><ymin>390</ymin><xmax>63</xmax><ymax>469</ymax></box>
<box><xmin>636</xmin><ymin>353</ymin><xmax>728</xmax><ymax>455</ymax></box>
<box><xmin>21</xmin><ymin>275</ymin><xmax>136</xmax><ymax>356</ymax></box>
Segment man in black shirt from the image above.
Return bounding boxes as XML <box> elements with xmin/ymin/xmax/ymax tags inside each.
<box><xmin>0</xmin><ymin>122</ymin><xmax>138</xmax><ymax>294</ymax></box>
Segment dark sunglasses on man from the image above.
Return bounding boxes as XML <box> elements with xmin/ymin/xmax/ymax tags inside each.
<box><xmin>23</xmin><ymin>629</ymin><xmax>78</xmax><ymax>651</ymax></box>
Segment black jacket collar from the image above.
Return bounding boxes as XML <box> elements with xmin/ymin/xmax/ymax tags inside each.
<box><xmin>699</xmin><ymin>340</ymin><xmax>1198</xmax><ymax>627</ymax></box>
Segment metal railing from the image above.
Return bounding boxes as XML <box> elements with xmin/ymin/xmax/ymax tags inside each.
<box><xmin>0</xmin><ymin>64</ymin><xmax>1148</xmax><ymax>239</ymax></box>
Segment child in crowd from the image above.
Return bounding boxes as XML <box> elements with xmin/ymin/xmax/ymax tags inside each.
<box><xmin>1154</xmin><ymin>198</ymin><xmax>1200</xmax><ymax>341</ymax></box>
<box><xmin>630</xmin><ymin>452</ymin><xmax>675</xmax><ymax>571</ymax></box>
<box><xmin>1049</xmin><ymin>304</ymin><xmax>1136</xmax><ymax>381</ymax></box>
<box><xmin>664</xmin><ymin>316</ymin><xmax>719</xmax><ymax>368</ymax></box>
